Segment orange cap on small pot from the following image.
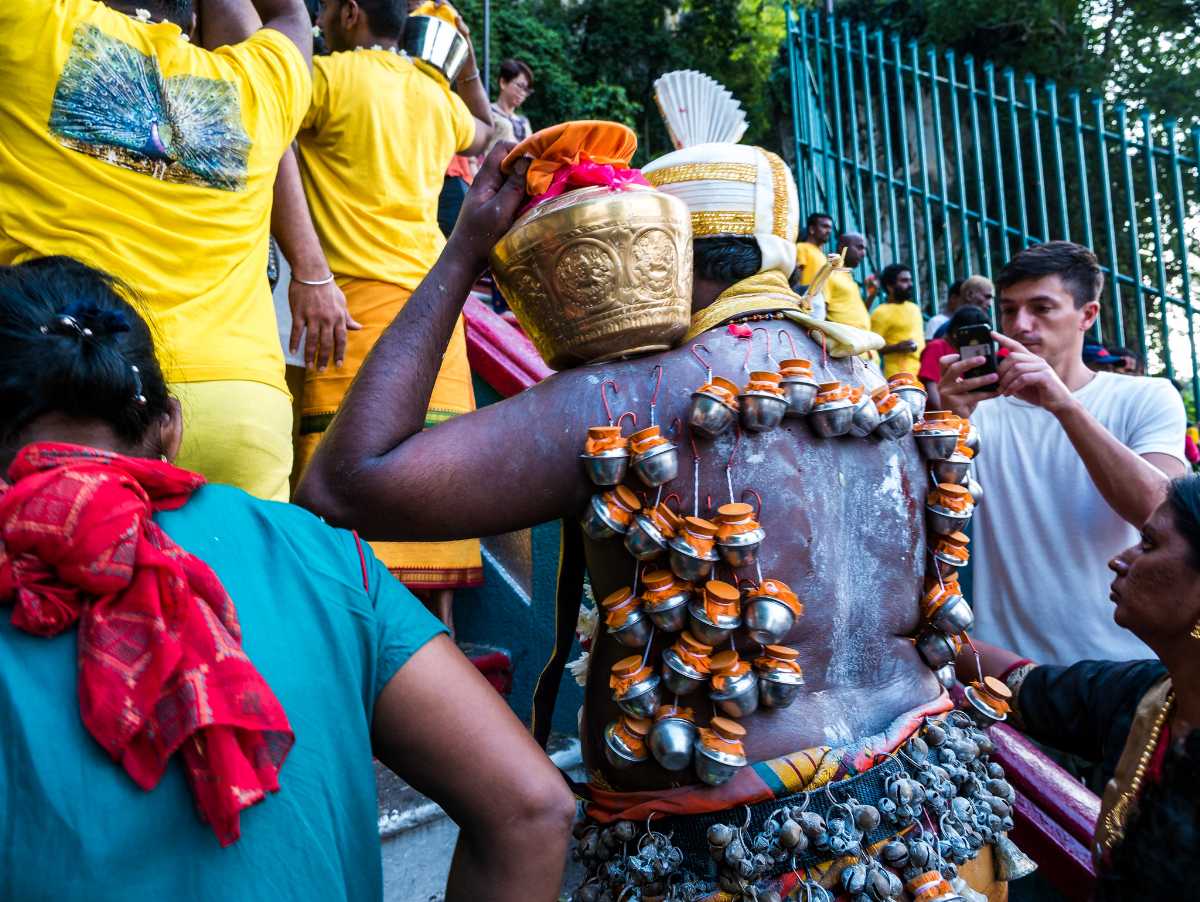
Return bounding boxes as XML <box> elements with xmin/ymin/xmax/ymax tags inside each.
<box><xmin>815</xmin><ymin>381</ymin><xmax>851</xmax><ymax>404</ymax></box>
<box><xmin>779</xmin><ymin>358</ymin><xmax>814</xmax><ymax>377</ymax></box>
<box><xmin>928</xmin><ymin>482</ymin><xmax>974</xmax><ymax>512</ymax></box>
<box><xmin>610</xmin><ymin>654</ymin><xmax>655</xmax><ymax>693</ymax></box>
<box><xmin>700</xmin><ymin>716</ymin><xmax>746</xmax><ymax>753</ymax></box>
<box><xmin>611</xmin><ymin>714</ymin><xmax>652</xmax><ymax>752</ymax></box>
<box><xmin>752</xmin><ymin>578</ymin><xmax>803</xmax><ymax>616</ymax></box>
<box><xmin>703</xmin><ymin>579</ymin><xmax>741</xmax><ymax>619</ymax></box>
<box><xmin>754</xmin><ymin>644</ymin><xmax>804</xmax><ymax>674</ymax></box>
<box><xmin>654</xmin><ymin>704</ymin><xmax>695</xmax><ymax>723</ymax></box>
<box><xmin>888</xmin><ymin>372</ymin><xmax>925</xmax><ymax>391</ymax></box>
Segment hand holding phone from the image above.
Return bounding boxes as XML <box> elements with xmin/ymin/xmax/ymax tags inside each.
<box><xmin>949</xmin><ymin>308</ymin><xmax>998</xmax><ymax>394</ymax></box>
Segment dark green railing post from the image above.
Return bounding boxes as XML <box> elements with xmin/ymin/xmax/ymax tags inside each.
<box><xmin>1093</xmin><ymin>98</ymin><xmax>1124</xmax><ymax>345</ymax></box>
<box><xmin>1025</xmin><ymin>75</ymin><xmax>1050</xmax><ymax>242</ymax></box>
<box><xmin>984</xmin><ymin>63</ymin><xmax>1010</xmax><ymax>264</ymax></box>
<box><xmin>859</xmin><ymin>24</ymin><xmax>884</xmax><ymax>267</ymax></box>
<box><xmin>965</xmin><ymin>56</ymin><xmax>993</xmax><ymax>279</ymax></box>
<box><xmin>910</xmin><ymin>41</ymin><xmax>938</xmax><ymax>311</ymax></box>
<box><xmin>928</xmin><ymin>48</ymin><xmax>955</xmax><ymax>288</ymax></box>
<box><xmin>875</xmin><ymin>30</ymin><xmax>900</xmax><ymax>258</ymax></box>
<box><xmin>1142</xmin><ymin>111</ymin><xmax>1174</xmax><ymax>379</ymax></box>
<box><xmin>798</xmin><ymin>9</ymin><xmax>816</xmax><ymax>219</ymax></box>
<box><xmin>1115</xmin><ymin>103</ymin><xmax>1148</xmax><ymax>357</ymax></box>
<box><xmin>1171</xmin><ymin>121</ymin><xmax>1200</xmax><ymax>402</ymax></box>
<box><xmin>1045</xmin><ymin>82</ymin><xmax>1071</xmax><ymax>240</ymax></box>
<box><xmin>1068</xmin><ymin>92</ymin><xmax>1094</xmax><ymax>251</ymax></box>
<box><xmin>827</xmin><ymin>13</ymin><xmax>849</xmax><ymax>238</ymax></box>
<box><xmin>785</xmin><ymin>5</ymin><xmax>806</xmax><ymax>219</ymax></box>
<box><xmin>842</xmin><ymin>19</ymin><xmax>867</xmax><ymax>263</ymax></box>
<box><xmin>892</xmin><ymin>35</ymin><xmax>920</xmax><ymax>305</ymax></box>
<box><xmin>1004</xmin><ymin>68</ymin><xmax>1030</xmax><ymax>247</ymax></box>
<box><xmin>812</xmin><ymin>11</ymin><xmax>832</xmax><ymax>212</ymax></box>
<box><xmin>946</xmin><ymin>50</ymin><xmax>972</xmax><ymax>274</ymax></box>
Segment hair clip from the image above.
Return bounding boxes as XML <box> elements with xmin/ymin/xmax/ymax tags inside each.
<box><xmin>40</xmin><ymin>314</ymin><xmax>93</xmax><ymax>338</ymax></box>
<box><xmin>131</xmin><ymin>365</ymin><xmax>147</xmax><ymax>406</ymax></box>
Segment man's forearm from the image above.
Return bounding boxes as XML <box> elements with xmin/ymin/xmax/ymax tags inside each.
<box><xmin>271</xmin><ymin>148</ymin><xmax>331</xmax><ymax>280</ymax></box>
<box><xmin>310</xmin><ymin>238</ymin><xmax>484</xmax><ymax>461</ymax></box>
<box><xmin>456</xmin><ymin>66</ymin><xmax>493</xmax><ymax>127</ymax></box>
<box><xmin>1055</xmin><ymin>398</ymin><xmax>1170</xmax><ymax>525</ymax></box>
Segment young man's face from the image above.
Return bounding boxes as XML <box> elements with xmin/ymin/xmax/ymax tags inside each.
<box><xmin>998</xmin><ymin>275</ymin><xmax>1098</xmax><ymax>364</ymax></box>
<box><xmin>316</xmin><ymin>0</ymin><xmax>351</xmax><ymax>50</ymax></box>
<box><xmin>807</xmin><ymin>217</ymin><xmax>833</xmax><ymax>245</ymax></box>
<box><xmin>888</xmin><ymin>270</ymin><xmax>914</xmax><ymax>301</ymax></box>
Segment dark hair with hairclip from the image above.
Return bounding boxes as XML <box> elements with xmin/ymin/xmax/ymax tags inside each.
<box><xmin>694</xmin><ymin>237</ymin><xmax>762</xmax><ymax>285</ymax></box>
<box><xmin>1167</xmin><ymin>477</ymin><xmax>1200</xmax><ymax>569</ymax></box>
<box><xmin>0</xmin><ymin>257</ymin><xmax>170</xmax><ymax>450</ymax></box>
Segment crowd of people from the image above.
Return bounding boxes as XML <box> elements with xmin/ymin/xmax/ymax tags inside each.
<box><xmin>0</xmin><ymin>0</ymin><xmax>1197</xmax><ymax>900</ymax></box>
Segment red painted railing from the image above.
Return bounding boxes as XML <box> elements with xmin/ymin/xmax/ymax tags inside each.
<box><xmin>463</xmin><ymin>293</ymin><xmax>551</xmax><ymax>396</ymax></box>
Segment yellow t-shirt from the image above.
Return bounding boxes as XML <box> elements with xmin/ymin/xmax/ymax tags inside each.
<box><xmin>794</xmin><ymin>241</ymin><xmax>828</xmax><ymax>286</ymax></box>
<box><xmin>824</xmin><ymin>270</ymin><xmax>872</xmax><ymax>333</ymax></box>
<box><xmin>296</xmin><ymin>51</ymin><xmax>475</xmax><ymax>291</ymax></box>
<box><xmin>870</xmin><ymin>300</ymin><xmax>926</xmax><ymax>378</ymax></box>
<box><xmin>0</xmin><ymin>0</ymin><xmax>311</xmax><ymax>391</ymax></box>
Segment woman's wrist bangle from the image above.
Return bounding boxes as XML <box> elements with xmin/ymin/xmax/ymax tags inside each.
<box><xmin>459</xmin><ymin>70</ymin><xmax>481</xmax><ymax>83</ymax></box>
<box><xmin>293</xmin><ymin>273</ymin><xmax>335</xmax><ymax>286</ymax></box>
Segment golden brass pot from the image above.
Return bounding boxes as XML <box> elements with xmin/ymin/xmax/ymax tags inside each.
<box><xmin>490</xmin><ymin>185</ymin><xmax>693</xmax><ymax>370</ymax></box>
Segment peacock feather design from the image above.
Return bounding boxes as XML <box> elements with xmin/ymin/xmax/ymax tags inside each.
<box><xmin>48</xmin><ymin>24</ymin><xmax>251</xmax><ymax>192</ymax></box>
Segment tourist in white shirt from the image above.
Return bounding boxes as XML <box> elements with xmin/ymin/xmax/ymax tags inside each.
<box><xmin>937</xmin><ymin>241</ymin><xmax>1187</xmax><ymax>665</ymax></box>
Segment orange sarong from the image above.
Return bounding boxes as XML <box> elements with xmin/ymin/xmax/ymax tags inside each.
<box><xmin>295</xmin><ymin>277</ymin><xmax>482</xmax><ymax>590</ymax></box>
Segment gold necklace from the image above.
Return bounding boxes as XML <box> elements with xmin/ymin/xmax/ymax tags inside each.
<box><xmin>1098</xmin><ymin>689</ymin><xmax>1175</xmax><ymax>857</ymax></box>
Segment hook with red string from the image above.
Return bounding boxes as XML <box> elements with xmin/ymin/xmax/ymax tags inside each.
<box><xmin>690</xmin><ymin>344</ymin><xmax>713</xmax><ymax>384</ymax></box>
<box><xmin>662</xmin><ymin>492</ymin><xmax>682</xmax><ymax>513</ymax></box>
<box><xmin>600</xmin><ymin>379</ymin><xmax>620</xmax><ymax>426</ymax></box>
<box><xmin>741</xmin><ymin>328</ymin><xmax>774</xmax><ymax>373</ymax></box>
<box><xmin>777</xmin><ymin>328</ymin><xmax>800</xmax><ymax>361</ymax></box>
<box><xmin>810</xmin><ymin>329</ymin><xmax>831</xmax><ymax>377</ymax></box>
<box><xmin>962</xmin><ymin>631</ymin><xmax>984</xmax><ymax>685</ymax></box>
<box><xmin>648</xmin><ymin>364</ymin><xmax>664</xmax><ymax>427</ymax></box>
<box><xmin>615</xmin><ymin>410</ymin><xmax>638</xmax><ymax>434</ymax></box>
<box><xmin>688</xmin><ymin>423</ymin><xmax>702</xmax><ymax>517</ymax></box>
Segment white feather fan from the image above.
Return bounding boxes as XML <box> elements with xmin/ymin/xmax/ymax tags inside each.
<box><xmin>653</xmin><ymin>70</ymin><xmax>749</xmax><ymax>150</ymax></box>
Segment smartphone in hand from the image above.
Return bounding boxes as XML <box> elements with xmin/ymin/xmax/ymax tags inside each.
<box><xmin>951</xmin><ymin>322</ymin><xmax>998</xmax><ymax>392</ymax></box>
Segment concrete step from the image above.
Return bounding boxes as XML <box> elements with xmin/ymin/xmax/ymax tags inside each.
<box><xmin>377</xmin><ymin>734</ymin><xmax>586</xmax><ymax>901</ymax></box>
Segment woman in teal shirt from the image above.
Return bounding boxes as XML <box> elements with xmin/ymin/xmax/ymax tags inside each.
<box><xmin>0</xmin><ymin>256</ymin><xmax>574</xmax><ymax>900</ymax></box>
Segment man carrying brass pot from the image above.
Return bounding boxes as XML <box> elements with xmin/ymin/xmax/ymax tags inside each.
<box><xmin>297</xmin><ymin>114</ymin><xmax>1020</xmax><ymax>899</ymax></box>
<box><xmin>273</xmin><ymin>0</ymin><xmax>495</xmax><ymax>625</ymax></box>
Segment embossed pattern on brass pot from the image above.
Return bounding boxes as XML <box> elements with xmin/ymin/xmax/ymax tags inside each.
<box><xmin>490</xmin><ymin>185</ymin><xmax>693</xmax><ymax>370</ymax></box>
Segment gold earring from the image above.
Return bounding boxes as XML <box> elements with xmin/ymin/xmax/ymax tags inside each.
<box><xmin>1192</xmin><ymin>618</ymin><xmax>1200</xmax><ymax>640</ymax></box>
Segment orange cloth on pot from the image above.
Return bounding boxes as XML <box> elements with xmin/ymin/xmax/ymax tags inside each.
<box><xmin>501</xmin><ymin>120</ymin><xmax>638</xmax><ymax>195</ymax></box>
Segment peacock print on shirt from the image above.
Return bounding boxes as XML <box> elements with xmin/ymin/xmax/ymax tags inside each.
<box><xmin>48</xmin><ymin>24</ymin><xmax>251</xmax><ymax>191</ymax></box>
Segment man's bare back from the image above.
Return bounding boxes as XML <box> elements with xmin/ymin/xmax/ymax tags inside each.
<box><xmin>295</xmin><ymin>150</ymin><xmax>939</xmax><ymax>792</ymax></box>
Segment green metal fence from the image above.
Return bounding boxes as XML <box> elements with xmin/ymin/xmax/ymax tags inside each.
<box><xmin>785</xmin><ymin>4</ymin><xmax>1200</xmax><ymax>401</ymax></box>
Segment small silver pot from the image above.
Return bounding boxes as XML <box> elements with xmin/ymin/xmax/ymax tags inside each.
<box><xmin>849</xmin><ymin>393</ymin><xmax>882</xmax><ymax>438</ymax></box>
<box><xmin>661</xmin><ymin>647</ymin><xmax>708</xmax><ymax>695</ymax></box>
<box><xmin>688</xmin><ymin>599</ymin><xmax>740</xmax><ymax>646</ymax></box>
<box><xmin>809</xmin><ymin>399</ymin><xmax>855</xmax><ymax>438</ymax></box>
<box><xmin>632</xmin><ymin>442</ymin><xmax>679</xmax><ymax>488</ymax></box>
<box><xmin>916</xmin><ymin>629</ymin><xmax>957</xmax><ymax>669</ymax></box>
<box><xmin>934</xmin><ymin>664</ymin><xmax>958</xmax><ymax>688</ymax></box>
<box><xmin>710</xmin><ymin>669</ymin><xmax>759</xmax><ymax>718</ymax></box>
<box><xmin>930</xmin><ymin>593</ymin><xmax>975</xmax><ymax>635</ymax></box>
<box><xmin>874</xmin><ymin>403</ymin><xmax>914</xmax><ymax>441</ymax></box>
<box><xmin>403</xmin><ymin>14</ymin><xmax>470</xmax><ymax>82</ymax></box>
<box><xmin>781</xmin><ymin>376</ymin><xmax>820</xmax><ymax>417</ymax></box>
<box><xmin>932</xmin><ymin>544</ymin><xmax>968</xmax><ymax>571</ymax></box>
<box><xmin>739</xmin><ymin>391</ymin><xmax>788</xmax><ymax>432</ymax></box>
<box><xmin>717</xmin><ymin>526</ymin><xmax>765</xmax><ymax>568</ymax></box>
<box><xmin>580</xmin><ymin>448</ymin><xmax>629</xmax><ymax>487</ymax></box>
<box><xmin>758</xmin><ymin>666</ymin><xmax>804</xmax><ymax>709</ymax></box>
<box><xmin>689</xmin><ymin>390</ymin><xmax>738</xmax><ymax>438</ymax></box>
<box><xmin>604</xmin><ymin>721</ymin><xmax>649</xmax><ymax>769</ymax></box>
<box><xmin>892</xmin><ymin>385</ymin><xmax>928</xmax><ymax>421</ymax></box>
<box><xmin>930</xmin><ymin>453</ymin><xmax>972</xmax><ymax>486</ymax></box>
<box><xmin>668</xmin><ymin>537</ymin><xmax>719</xmax><ymax>583</ymax></box>
<box><xmin>613</xmin><ymin>672</ymin><xmax>662</xmax><ymax>719</ymax></box>
<box><xmin>964</xmin><ymin>683</ymin><xmax>1008</xmax><ymax>725</ymax></box>
<box><xmin>968</xmin><ymin>476</ymin><xmax>984</xmax><ymax>506</ymax></box>
<box><xmin>926</xmin><ymin>501</ymin><xmax>973</xmax><ymax>536</ymax></box>
<box><xmin>643</xmin><ymin>590</ymin><xmax>691</xmax><ymax>633</ymax></box>
<box><xmin>581</xmin><ymin>493</ymin><xmax>628</xmax><ymax>541</ymax></box>
<box><xmin>650</xmin><ymin>715</ymin><xmax>697</xmax><ymax>771</ymax></box>
<box><xmin>744</xmin><ymin>595</ymin><xmax>796</xmax><ymax>645</ymax></box>
<box><xmin>624</xmin><ymin>514</ymin><xmax>670</xmax><ymax>561</ymax></box>
<box><xmin>914</xmin><ymin>429</ymin><xmax>961</xmax><ymax>460</ymax></box>
<box><xmin>607</xmin><ymin>607</ymin><xmax>653</xmax><ymax>649</ymax></box>
<box><xmin>694</xmin><ymin>739</ymin><xmax>747</xmax><ymax>786</ymax></box>
<box><xmin>964</xmin><ymin>423</ymin><xmax>981</xmax><ymax>456</ymax></box>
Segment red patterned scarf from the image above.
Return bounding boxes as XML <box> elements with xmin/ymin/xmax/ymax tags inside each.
<box><xmin>0</xmin><ymin>443</ymin><xmax>293</xmax><ymax>846</ymax></box>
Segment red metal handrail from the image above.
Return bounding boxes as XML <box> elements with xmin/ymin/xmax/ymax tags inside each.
<box><xmin>463</xmin><ymin>293</ymin><xmax>551</xmax><ymax>397</ymax></box>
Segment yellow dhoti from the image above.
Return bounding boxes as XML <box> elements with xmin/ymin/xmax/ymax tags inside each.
<box><xmin>295</xmin><ymin>277</ymin><xmax>483</xmax><ymax>589</ymax></box>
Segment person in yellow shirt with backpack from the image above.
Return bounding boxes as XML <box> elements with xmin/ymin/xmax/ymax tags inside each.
<box><xmin>272</xmin><ymin>0</ymin><xmax>493</xmax><ymax>621</ymax></box>
<box><xmin>0</xmin><ymin>0</ymin><xmax>316</xmax><ymax>502</ymax></box>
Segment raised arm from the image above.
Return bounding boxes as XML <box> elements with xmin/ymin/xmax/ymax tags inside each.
<box><xmin>294</xmin><ymin>146</ymin><xmax>592</xmax><ymax>540</ymax></box>
<box><xmin>197</xmin><ymin>0</ymin><xmax>312</xmax><ymax>60</ymax></box>
<box><xmin>450</xmin><ymin>10</ymin><xmax>494</xmax><ymax>155</ymax></box>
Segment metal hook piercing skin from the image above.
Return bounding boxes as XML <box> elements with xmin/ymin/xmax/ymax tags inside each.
<box><xmin>777</xmin><ymin>328</ymin><xmax>800</xmax><ymax>360</ymax></box>
<box><xmin>688</xmin><ymin>424</ymin><xmax>702</xmax><ymax>517</ymax></box>
<box><xmin>600</xmin><ymin>379</ymin><xmax>620</xmax><ymax>426</ymax></box>
<box><xmin>724</xmin><ymin>425</ymin><xmax>744</xmax><ymax>503</ymax></box>
<box><xmin>648</xmin><ymin>364</ymin><xmax>664</xmax><ymax>427</ymax></box>
<box><xmin>690</xmin><ymin>343</ymin><xmax>714</xmax><ymax>384</ymax></box>
<box><xmin>740</xmin><ymin>488</ymin><xmax>764</xmax><ymax>517</ymax></box>
<box><xmin>740</xmin><ymin>327</ymin><xmax>774</xmax><ymax>373</ymax></box>
<box><xmin>962</xmin><ymin>632</ymin><xmax>986</xmax><ymax>685</ymax></box>
<box><xmin>615</xmin><ymin>410</ymin><xmax>638</xmax><ymax>433</ymax></box>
